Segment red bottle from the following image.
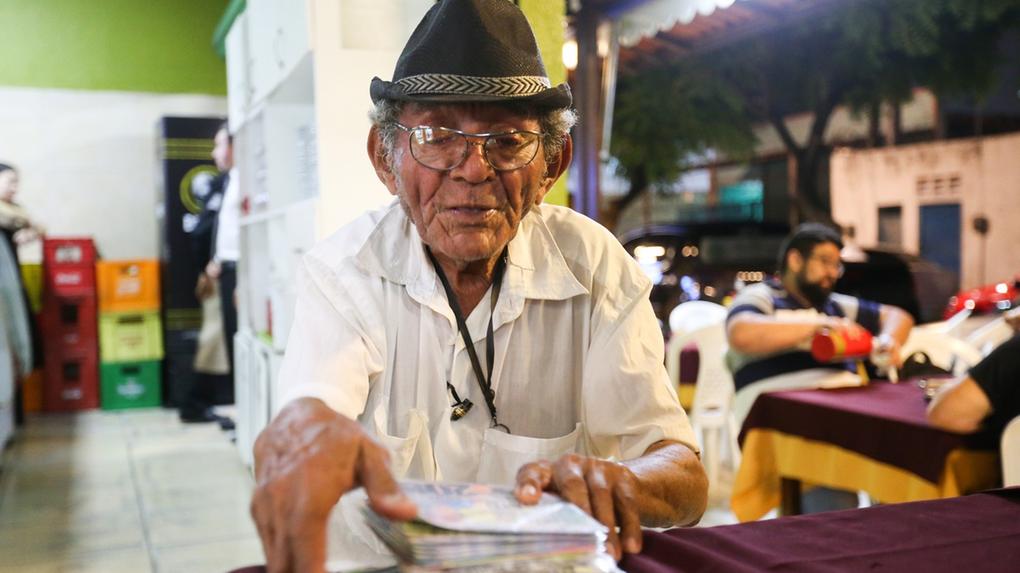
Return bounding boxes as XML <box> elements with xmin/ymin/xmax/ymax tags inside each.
<box><xmin>811</xmin><ymin>328</ymin><xmax>873</xmax><ymax>362</ymax></box>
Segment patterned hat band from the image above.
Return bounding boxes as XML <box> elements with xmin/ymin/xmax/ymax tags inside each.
<box><xmin>394</xmin><ymin>73</ymin><xmax>553</xmax><ymax>98</ymax></box>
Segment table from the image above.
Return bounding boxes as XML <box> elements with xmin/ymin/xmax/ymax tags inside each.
<box><xmin>231</xmin><ymin>489</ymin><xmax>1020</xmax><ymax>573</ymax></box>
<box><xmin>731</xmin><ymin>380</ymin><xmax>1001</xmax><ymax>522</ymax></box>
<box><xmin>622</xmin><ymin>488</ymin><xmax>1020</xmax><ymax>573</ymax></box>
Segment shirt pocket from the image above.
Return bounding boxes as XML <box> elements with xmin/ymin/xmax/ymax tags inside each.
<box><xmin>476</xmin><ymin>423</ymin><xmax>583</xmax><ymax>486</ymax></box>
<box><xmin>368</xmin><ymin>403</ymin><xmax>435</xmax><ymax>481</ymax></box>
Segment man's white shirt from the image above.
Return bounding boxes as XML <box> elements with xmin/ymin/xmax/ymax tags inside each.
<box><xmin>278</xmin><ymin>201</ymin><xmax>698</xmax><ymax>485</ymax></box>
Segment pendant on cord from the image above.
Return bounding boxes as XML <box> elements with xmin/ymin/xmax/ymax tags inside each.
<box><xmin>446</xmin><ymin>381</ymin><xmax>474</xmax><ymax>421</ymax></box>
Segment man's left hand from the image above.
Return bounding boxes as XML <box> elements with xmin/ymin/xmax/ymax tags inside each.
<box><xmin>514</xmin><ymin>454</ymin><xmax>641</xmax><ymax>561</ymax></box>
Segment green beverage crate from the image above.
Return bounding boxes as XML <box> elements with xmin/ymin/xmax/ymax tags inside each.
<box><xmin>99</xmin><ymin>310</ymin><xmax>164</xmax><ymax>362</ymax></box>
<box><xmin>100</xmin><ymin>360</ymin><xmax>162</xmax><ymax>410</ymax></box>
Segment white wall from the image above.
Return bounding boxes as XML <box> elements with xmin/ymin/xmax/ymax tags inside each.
<box><xmin>831</xmin><ymin>131</ymin><xmax>1020</xmax><ymax>290</ymax></box>
<box><xmin>0</xmin><ymin>86</ymin><xmax>226</xmax><ymax>263</ymax></box>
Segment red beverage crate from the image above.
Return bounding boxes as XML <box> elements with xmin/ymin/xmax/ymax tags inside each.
<box><xmin>40</xmin><ymin>294</ymin><xmax>98</xmax><ymax>356</ymax></box>
<box><xmin>43</xmin><ymin>348</ymin><xmax>99</xmax><ymax>412</ymax></box>
<box><xmin>43</xmin><ymin>237</ymin><xmax>97</xmax><ymax>267</ymax></box>
<box><xmin>44</xmin><ymin>264</ymin><xmax>97</xmax><ymax>298</ymax></box>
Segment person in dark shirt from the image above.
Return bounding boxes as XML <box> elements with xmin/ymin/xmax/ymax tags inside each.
<box><xmin>928</xmin><ymin>308</ymin><xmax>1020</xmax><ymax>437</ymax></box>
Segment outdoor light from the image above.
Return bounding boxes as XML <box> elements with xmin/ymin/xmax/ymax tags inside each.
<box><xmin>634</xmin><ymin>244</ymin><xmax>666</xmax><ymax>263</ymax></box>
<box><xmin>562</xmin><ymin>39</ymin><xmax>578</xmax><ymax>71</ymax></box>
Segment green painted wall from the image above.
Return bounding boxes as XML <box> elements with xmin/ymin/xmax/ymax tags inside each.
<box><xmin>521</xmin><ymin>0</ymin><xmax>570</xmax><ymax>207</ymax></box>
<box><xmin>0</xmin><ymin>0</ymin><xmax>228</xmax><ymax>95</ymax></box>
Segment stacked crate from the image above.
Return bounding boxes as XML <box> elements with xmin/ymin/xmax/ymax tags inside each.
<box><xmin>41</xmin><ymin>238</ymin><xmax>100</xmax><ymax>411</ymax></box>
<box><xmin>96</xmin><ymin>260</ymin><xmax>163</xmax><ymax>409</ymax></box>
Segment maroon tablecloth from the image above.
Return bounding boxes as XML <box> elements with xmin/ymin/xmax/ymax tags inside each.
<box><xmin>230</xmin><ymin>489</ymin><xmax>1020</xmax><ymax>573</ymax></box>
<box><xmin>738</xmin><ymin>381</ymin><xmax>994</xmax><ymax>483</ymax></box>
<box><xmin>678</xmin><ymin>342</ymin><xmax>699</xmax><ymax>386</ymax></box>
<box><xmin>621</xmin><ymin>488</ymin><xmax>1020</xmax><ymax>573</ymax></box>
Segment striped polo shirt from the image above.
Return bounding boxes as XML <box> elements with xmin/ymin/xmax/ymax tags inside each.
<box><xmin>725</xmin><ymin>280</ymin><xmax>882</xmax><ymax>391</ymax></box>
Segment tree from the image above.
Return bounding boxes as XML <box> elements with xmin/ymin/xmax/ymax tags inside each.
<box><xmin>609</xmin><ymin>0</ymin><xmax>1020</xmax><ymax>228</ymax></box>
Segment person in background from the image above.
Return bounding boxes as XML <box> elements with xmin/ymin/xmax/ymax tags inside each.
<box><xmin>726</xmin><ymin>222</ymin><xmax>914</xmax><ymax>512</ymax></box>
<box><xmin>927</xmin><ymin>307</ymin><xmax>1020</xmax><ymax>437</ymax></box>
<box><xmin>0</xmin><ymin>162</ymin><xmax>44</xmax><ymax>425</ymax></box>
<box><xmin>179</xmin><ymin>139</ymin><xmax>234</xmax><ymax>430</ymax></box>
<box><xmin>206</xmin><ymin>125</ymin><xmax>240</xmax><ymax>387</ymax></box>
<box><xmin>249</xmin><ymin>1</ymin><xmax>708</xmax><ymax>570</ymax></box>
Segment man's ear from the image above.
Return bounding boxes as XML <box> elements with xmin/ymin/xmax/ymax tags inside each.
<box><xmin>367</xmin><ymin>125</ymin><xmax>398</xmax><ymax>196</ymax></box>
<box><xmin>534</xmin><ymin>134</ymin><xmax>573</xmax><ymax>205</ymax></box>
<box><xmin>787</xmin><ymin>250</ymin><xmax>804</xmax><ymax>274</ymax></box>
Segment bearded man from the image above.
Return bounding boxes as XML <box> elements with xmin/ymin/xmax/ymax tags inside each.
<box><xmin>725</xmin><ymin>223</ymin><xmax>913</xmax><ymax>513</ymax></box>
<box><xmin>726</xmin><ymin>222</ymin><xmax>914</xmax><ymax>423</ymax></box>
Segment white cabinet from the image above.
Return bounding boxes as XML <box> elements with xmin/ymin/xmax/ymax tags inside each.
<box><xmin>233</xmin><ymin>330</ymin><xmax>254</xmax><ymax>467</ymax></box>
<box><xmin>225</xmin><ymin>12</ymin><xmax>252</xmax><ymax>133</ymax></box>
<box><xmin>246</xmin><ymin>0</ymin><xmax>312</xmax><ymax>110</ymax></box>
<box><xmin>225</xmin><ymin>0</ymin><xmax>432</xmax><ymax>452</ymax></box>
<box><xmin>233</xmin><ymin>329</ymin><xmax>280</xmax><ymax>469</ymax></box>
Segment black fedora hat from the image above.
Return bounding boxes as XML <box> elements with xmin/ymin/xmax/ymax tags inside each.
<box><xmin>370</xmin><ymin>0</ymin><xmax>572</xmax><ymax>108</ymax></box>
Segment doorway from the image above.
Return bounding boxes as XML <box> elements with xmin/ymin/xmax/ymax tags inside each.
<box><xmin>919</xmin><ymin>203</ymin><xmax>961</xmax><ymax>288</ymax></box>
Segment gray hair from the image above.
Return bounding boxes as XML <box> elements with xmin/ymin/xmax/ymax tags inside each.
<box><xmin>368</xmin><ymin>100</ymin><xmax>577</xmax><ymax>170</ymax></box>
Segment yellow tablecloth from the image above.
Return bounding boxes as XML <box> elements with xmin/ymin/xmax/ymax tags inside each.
<box><xmin>731</xmin><ymin>428</ymin><xmax>1001</xmax><ymax>522</ymax></box>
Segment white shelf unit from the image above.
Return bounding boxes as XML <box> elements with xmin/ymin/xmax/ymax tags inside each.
<box><xmin>225</xmin><ymin>0</ymin><xmax>432</xmax><ymax>464</ymax></box>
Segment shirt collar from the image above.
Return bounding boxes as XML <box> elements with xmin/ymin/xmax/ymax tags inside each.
<box><xmin>353</xmin><ymin>202</ymin><xmax>588</xmax><ymax>320</ymax></box>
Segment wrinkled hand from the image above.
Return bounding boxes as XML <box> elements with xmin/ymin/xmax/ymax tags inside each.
<box><xmin>194</xmin><ymin>273</ymin><xmax>214</xmax><ymax>301</ymax></box>
<box><xmin>251</xmin><ymin>398</ymin><xmax>417</xmax><ymax>573</ymax></box>
<box><xmin>514</xmin><ymin>454</ymin><xmax>641</xmax><ymax>561</ymax></box>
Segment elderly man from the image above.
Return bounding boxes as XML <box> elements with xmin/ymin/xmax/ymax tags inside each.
<box><xmin>250</xmin><ymin>1</ymin><xmax>707</xmax><ymax>571</ymax></box>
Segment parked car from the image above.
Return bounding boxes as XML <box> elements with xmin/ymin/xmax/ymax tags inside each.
<box><xmin>620</xmin><ymin>224</ymin><xmax>957</xmax><ymax>328</ymax></box>
<box><xmin>942</xmin><ymin>276</ymin><xmax>1018</xmax><ymax>319</ymax></box>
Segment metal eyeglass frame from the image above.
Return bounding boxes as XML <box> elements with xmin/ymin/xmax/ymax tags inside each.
<box><xmin>394</xmin><ymin>123</ymin><xmax>544</xmax><ymax>172</ymax></box>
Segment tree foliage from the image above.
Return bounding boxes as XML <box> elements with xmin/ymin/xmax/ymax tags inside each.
<box><xmin>608</xmin><ymin>0</ymin><xmax>1020</xmax><ymax>226</ymax></box>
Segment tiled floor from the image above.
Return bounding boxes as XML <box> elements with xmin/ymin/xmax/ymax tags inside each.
<box><xmin>0</xmin><ymin>409</ymin><xmax>741</xmax><ymax>573</ymax></box>
<box><xmin>0</xmin><ymin>409</ymin><xmax>263</xmax><ymax>573</ymax></box>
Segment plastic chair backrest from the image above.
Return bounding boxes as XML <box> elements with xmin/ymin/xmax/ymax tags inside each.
<box><xmin>1002</xmin><ymin>416</ymin><xmax>1020</xmax><ymax>487</ymax></box>
<box><xmin>965</xmin><ymin>317</ymin><xmax>1015</xmax><ymax>357</ymax></box>
<box><xmin>690</xmin><ymin>323</ymin><xmax>735</xmax><ymax>416</ymax></box>
<box><xmin>669</xmin><ymin>301</ymin><xmax>728</xmax><ymax>338</ymax></box>
<box><xmin>900</xmin><ymin>328</ymin><xmax>984</xmax><ymax>376</ymax></box>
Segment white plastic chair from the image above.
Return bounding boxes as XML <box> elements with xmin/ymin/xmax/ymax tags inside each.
<box><xmin>686</xmin><ymin>322</ymin><xmax>741</xmax><ymax>490</ymax></box>
<box><xmin>669</xmin><ymin>300</ymin><xmax>728</xmax><ymax>339</ymax></box>
<box><xmin>900</xmin><ymin>327</ymin><xmax>984</xmax><ymax>376</ymax></box>
<box><xmin>665</xmin><ymin>301</ymin><xmax>728</xmax><ymax>393</ymax></box>
<box><xmin>922</xmin><ymin>308</ymin><xmax>973</xmax><ymax>337</ymax></box>
<box><xmin>1001</xmin><ymin>416</ymin><xmax>1020</xmax><ymax>487</ymax></box>
<box><xmin>965</xmin><ymin>317</ymin><xmax>1015</xmax><ymax>357</ymax></box>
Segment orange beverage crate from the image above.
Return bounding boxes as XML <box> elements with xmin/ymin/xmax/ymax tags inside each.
<box><xmin>96</xmin><ymin>260</ymin><xmax>161</xmax><ymax>312</ymax></box>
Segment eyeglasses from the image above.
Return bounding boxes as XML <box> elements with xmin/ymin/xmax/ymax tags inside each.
<box><xmin>808</xmin><ymin>254</ymin><xmax>845</xmax><ymax>277</ymax></box>
<box><xmin>395</xmin><ymin>123</ymin><xmax>543</xmax><ymax>172</ymax></box>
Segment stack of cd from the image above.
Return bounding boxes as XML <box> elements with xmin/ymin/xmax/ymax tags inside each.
<box><xmin>364</xmin><ymin>481</ymin><xmax>615</xmax><ymax>572</ymax></box>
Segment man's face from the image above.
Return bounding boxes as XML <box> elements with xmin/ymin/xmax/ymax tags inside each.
<box><xmin>790</xmin><ymin>242</ymin><xmax>843</xmax><ymax>306</ymax></box>
<box><xmin>212</xmin><ymin>129</ymin><xmax>233</xmax><ymax>172</ymax></box>
<box><xmin>373</xmin><ymin>103</ymin><xmax>562</xmax><ymax>266</ymax></box>
<box><xmin>0</xmin><ymin>169</ymin><xmax>18</xmax><ymax>202</ymax></box>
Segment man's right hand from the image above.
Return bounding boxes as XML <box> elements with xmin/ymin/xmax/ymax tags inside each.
<box><xmin>194</xmin><ymin>273</ymin><xmax>214</xmax><ymax>301</ymax></box>
<box><xmin>250</xmin><ymin>398</ymin><xmax>417</xmax><ymax>573</ymax></box>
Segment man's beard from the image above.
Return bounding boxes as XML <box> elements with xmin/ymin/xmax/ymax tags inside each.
<box><xmin>795</xmin><ymin>270</ymin><xmax>832</xmax><ymax>308</ymax></box>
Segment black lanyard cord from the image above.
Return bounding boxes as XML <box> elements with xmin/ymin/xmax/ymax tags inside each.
<box><xmin>426</xmin><ymin>247</ymin><xmax>509</xmax><ymax>433</ymax></box>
